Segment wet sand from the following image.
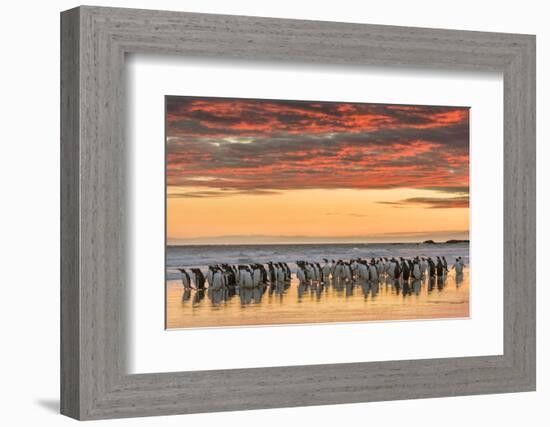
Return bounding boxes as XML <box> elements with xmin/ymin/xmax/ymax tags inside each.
<box><xmin>166</xmin><ymin>268</ymin><xmax>469</xmax><ymax>329</ymax></box>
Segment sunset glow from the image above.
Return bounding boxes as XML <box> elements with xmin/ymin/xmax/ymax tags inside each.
<box><xmin>166</xmin><ymin>97</ymin><xmax>469</xmax><ymax>244</ymax></box>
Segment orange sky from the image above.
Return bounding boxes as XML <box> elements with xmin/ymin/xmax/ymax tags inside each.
<box><xmin>166</xmin><ymin>97</ymin><xmax>469</xmax><ymax>244</ymax></box>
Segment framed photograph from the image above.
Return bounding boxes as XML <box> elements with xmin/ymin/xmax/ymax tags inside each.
<box><xmin>165</xmin><ymin>95</ymin><xmax>471</xmax><ymax>330</ymax></box>
<box><xmin>61</xmin><ymin>6</ymin><xmax>536</xmax><ymax>420</ymax></box>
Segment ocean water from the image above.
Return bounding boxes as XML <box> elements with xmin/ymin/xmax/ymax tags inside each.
<box><xmin>166</xmin><ymin>242</ymin><xmax>469</xmax><ymax>280</ymax></box>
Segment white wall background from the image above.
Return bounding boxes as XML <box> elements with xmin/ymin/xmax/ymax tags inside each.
<box><xmin>0</xmin><ymin>0</ymin><xmax>546</xmax><ymax>425</ymax></box>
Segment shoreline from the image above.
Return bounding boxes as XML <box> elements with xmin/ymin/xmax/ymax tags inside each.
<box><xmin>167</xmin><ymin>241</ymin><xmax>470</xmax><ymax>248</ymax></box>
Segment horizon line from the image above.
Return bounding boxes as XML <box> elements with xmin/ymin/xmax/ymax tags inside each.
<box><xmin>167</xmin><ymin>240</ymin><xmax>469</xmax><ymax>247</ymax></box>
<box><xmin>167</xmin><ymin>232</ymin><xmax>469</xmax><ymax>246</ymax></box>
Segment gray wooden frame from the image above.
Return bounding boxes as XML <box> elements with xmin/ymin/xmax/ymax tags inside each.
<box><xmin>60</xmin><ymin>5</ymin><xmax>536</xmax><ymax>420</ymax></box>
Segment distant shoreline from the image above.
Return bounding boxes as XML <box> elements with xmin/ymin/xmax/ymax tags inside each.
<box><xmin>421</xmin><ymin>239</ymin><xmax>469</xmax><ymax>245</ymax></box>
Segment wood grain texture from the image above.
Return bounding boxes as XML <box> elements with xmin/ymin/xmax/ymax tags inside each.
<box><xmin>60</xmin><ymin>6</ymin><xmax>536</xmax><ymax>420</ymax></box>
<box><xmin>60</xmin><ymin>7</ymin><xmax>80</xmax><ymax>419</ymax></box>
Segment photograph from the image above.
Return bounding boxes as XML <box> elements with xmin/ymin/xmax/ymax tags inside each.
<box><xmin>165</xmin><ymin>96</ymin><xmax>470</xmax><ymax>329</ymax></box>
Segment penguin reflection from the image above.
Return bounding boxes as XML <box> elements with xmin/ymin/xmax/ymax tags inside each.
<box><xmin>437</xmin><ymin>274</ymin><xmax>445</xmax><ymax>291</ymax></box>
<box><xmin>181</xmin><ymin>289</ymin><xmax>191</xmax><ymax>302</ymax></box>
<box><xmin>315</xmin><ymin>283</ymin><xmax>324</xmax><ymax>300</ymax></box>
<box><xmin>370</xmin><ymin>281</ymin><xmax>379</xmax><ymax>298</ymax></box>
<box><xmin>208</xmin><ymin>287</ymin><xmax>224</xmax><ymax>305</ymax></box>
<box><xmin>402</xmin><ymin>280</ymin><xmax>412</xmax><ymax>297</ymax></box>
<box><xmin>412</xmin><ymin>278</ymin><xmax>421</xmax><ymax>295</ymax></box>
<box><xmin>239</xmin><ymin>288</ymin><xmax>254</xmax><ymax>305</ymax></box>
<box><xmin>428</xmin><ymin>275</ymin><xmax>435</xmax><ymax>293</ymax></box>
<box><xmin>297</xmin><ymin>283</ymin><xmax>306</xmax><ymax>301</ymax></box>
<box><xmin>345</xmin><ymin>281</ymin><xmax>354</xmax><ymax>297</ymax></box>
<box><xmin>393</xmin><ymin>279</ymin><xmax>401</xmax><ymax>295</ymax></box>
<box><xmin>361</xmin><ymin>281</ymin><xmax>370</xmax><ymax>299</ymax></box>
<box><xmin>192</xmin><ymin>289</ymin><xmax>205</xmax><ymax>306</ymax></box>
<box><xmin>253</xmin><ymin>286</ymin><xmax>264</xmax><ymax>304</ymax></box>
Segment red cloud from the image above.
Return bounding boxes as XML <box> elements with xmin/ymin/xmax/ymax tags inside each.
<box><xmin>166</xmin><ymin>97</ymin><xmax>470</xmax><ymax>203</ymax></box>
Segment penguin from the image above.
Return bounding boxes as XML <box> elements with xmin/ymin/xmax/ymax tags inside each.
<box><xmin>442</xmin><ymin>256</ymin><xmax>448</xmax><ymax>272</ymax></box>
<box><xmin>394</xmin><ymin>259</ymin><xmax>402</xmax><ymax>279</ymax></box>
<box><xmin>387</xmin><ymin>258</ymin><xmax>396</xmax><ymax>278</ymax></box>
<box><xmin>436</xmin><ymin>257</ymin><xmax>444</xmax><ymax>278</ymax></box>
<box><xmin>427</xmin><ymin>258</ymin><xmax>436</xmax><ymax>277</ymax></box>
<box><xmin>401</xmin><ymin>259</ymin><xmax>410</xmax><ymax>281</ymax></box>
<box><xmin>412</xmin><ymin>260</ymin><xmax>421</xmax><ymax>280</ymax></box>
<box><xmin>206</xmin><ymin>266</ymin><xmax>215</xmax><ymax>288</ymax></box>
<box><xmin>452</xmin><ymin>257</ymin><xmax>464</xmax><ymax>274</ymax></box>
<box><xmin>283</xmin><ymin>263</ymin><xmax>291</xmax><ymax>281</ymax></box>
<box><xmin>240</xmin><ymin>266</ymin><xmax>254</xmax><ymax>289</ymax></box>
<box><xmin>357</xmin><ymin>261</ymin><xmax>370</xmax><ymax>281</ymax></box>
<box><xmin>306</xmin><ymin>263</ymin><xmax>315</xmax><ymax>284</ymax></box>
<box><xmin>191</xmin><ymin>268</ymin><xmax>206</xmax><ymax>289</ymax></box>
<box><xmin>177</xmin><ymin>268</ymin><xmax>192</xmax><ymax>290</ymax></box>
<box><xmin>252</xmin><ymin>265</ymin><xmax>262</xmax><ymax>287</ymax></box>
<box><xmin>344</xmin><ymin>262</ymin><xmax>353</xmax><ymax>282</ymax></box>
<box><xmin>221</xmin><ymin>264</ymin><xmax>235</xmax><ymax>287</ymax></box>
<box><xmin>332</xmin><ymin>262</ymin><xmax>340</xmax><ymax>282</ymax></box>
<box><xmin>312</xmin><ymin>262</ymin><xmax>320</xmax><ymax>283</ymax></box>
<box><xmin>256</xmin><ymin>264</ymin><xmax>268</xmax><ymax>285</ymax></box>
<box><xmin>267</xmin><ymin>262</ymin><xmax>276</xmax><ymax>284</ymax></box>
<box><xmin>211</xmin><ymin>268</ymin><xmax>225</xmax><ymax>291</ymax></box>
<box><xmin>420</xmin><ymin>257</ymin><xmax>428</xmax><ymax>277</ymax></box>
<box><xmin>277</xmin><ymin>263</ymin><xmax>284</xmax><ymax>282</ymax></box>
<box><xmin>368</xmin><ymin>260</ymin><xmax>378</xmax><ymax>282</ymax></box>
<box><xmin>322</xmin><ymin>259</ymin><xmax>332</xmax><ymax>283</ymax></box>
<box><xmin>330</xmin><ymin>259</ymin><xmax>337</xmax><ymax>277</ymax></box>
<box><xmin>385</xmin><ymin>257</ymin><xmax>392</xmax><ymax>276</ymax></box>
<box><xmin>350</xmin><ymin>259</ymin><xmax>359</xmax><ymax>280</ymax></box>
<box><xmin>296</xmin><ymin>262</ymin><xmax>307</xmax><ymax>285</ymax></box>
<box><xmin>377</xmin><ymin>258</ymin><xmax>384</xmax><ymax>275</ymax></box>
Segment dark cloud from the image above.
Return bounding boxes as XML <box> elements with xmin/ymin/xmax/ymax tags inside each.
<box><xmin>168</xmin><ymin>189</ymin><xmax>282</xmax><ymax>198</ymax></box>
<box><xmin>423</xmin><ymin>186</ymin><xmax>470</xmax><ymax>194</ymax></box>
<box><xmin>378</xmin><ymin>196</ymin><xmax>469</xmax><ymax>209</ymax></box>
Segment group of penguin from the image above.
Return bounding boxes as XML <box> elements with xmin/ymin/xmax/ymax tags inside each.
<box><xmin>178</xmin><ymin>256</ymin><xmax>465</xmax><ymax>291</ymax></box>
<box><xmin>296</xmin><ymin>256</ymin><xmax>465</xmax><ymax>286</ymax></box>
<box><xmin>177</xmin><ymin>262</ymin><xmax>292</xmax><ymax>291</ymax></box>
